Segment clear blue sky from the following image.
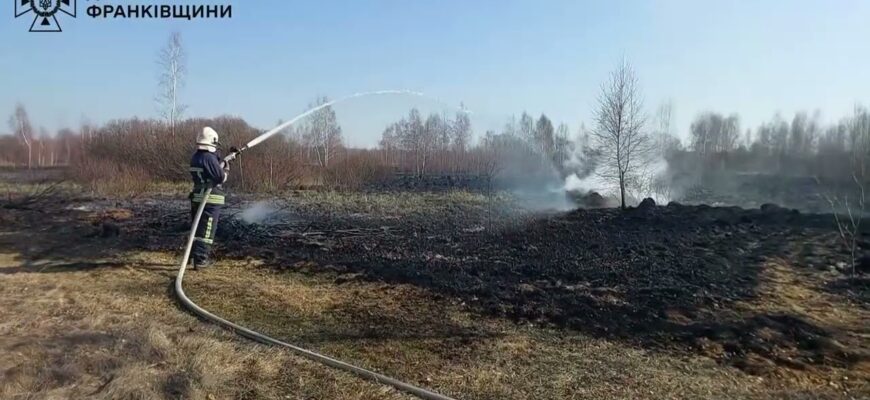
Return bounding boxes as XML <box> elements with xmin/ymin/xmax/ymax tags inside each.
<box><xmin>1</xmin><ymin>0</ymin><xmax>868</xmax><ymax>147</ymax></box>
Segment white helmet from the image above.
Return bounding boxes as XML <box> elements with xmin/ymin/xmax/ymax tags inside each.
<box><xmin>196</xmin><ymin>127</ymin><xmax>220</xmax><ymax>152</ymax></box>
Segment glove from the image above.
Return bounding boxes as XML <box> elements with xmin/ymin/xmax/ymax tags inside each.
<box><xmin>218</xmin><ymin>159</ymin><xmax>230</xmax><ymax>183</ymax></box>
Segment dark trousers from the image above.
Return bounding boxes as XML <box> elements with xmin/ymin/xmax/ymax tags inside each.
<box><xmin>190</xmin><ymin>201</ymin><xmax>221</xmax><ymax>264</ymax></box>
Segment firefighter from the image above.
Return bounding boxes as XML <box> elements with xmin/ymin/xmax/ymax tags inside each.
<box><xmin>188</xmin><ymin>126</ymin><xmax>229</xmax><ymax>269</ymax></box>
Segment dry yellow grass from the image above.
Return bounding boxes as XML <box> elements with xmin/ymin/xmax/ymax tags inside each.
<box><xmin>1</xmin><ymin>199</ymin><xmax>867</xmax><ymax>399</ymax></box>
<box><xmin>285</xmin><ymin>190</ymin><xmax>508</xmax><ymax>217</ymax></box>
<box><xmin>184</xmin><ymin>261</ymin><xmax>864</xmax><ymax>399</ymax></box>
<box><xmin>0</xmin><ymin>249</ymin><xmax>413</xmax><ymax>400</ymax></box>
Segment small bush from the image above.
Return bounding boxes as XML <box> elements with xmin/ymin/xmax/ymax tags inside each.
<box><xmin>71</xmin><ymin>157</ymin><xmax>151</xmax><ymax>196</ymax></box>
<box><xmin>321</xmin><ymin>151</ymin><xmax>389</xmax><ymax>190</ymax></box>
<box><xmin>72</xmin><ymin>117</ymin><xmax>307</xmax><ymax>194</ymax></box>
<box><xmin>230</xmin><ymin>139</ymin><xmax>303</xmax><ymax>193</ymax></box>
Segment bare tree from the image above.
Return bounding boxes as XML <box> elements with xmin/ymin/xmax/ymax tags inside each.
<box><xmin>591</xmin><ymin>61</ymin><xmax>650</xmax><ymax>209</ymax></box>
<box><xmin>655</xmin><ymin>100</ymin><xmax>681</xmax><ymax>155</ymax></box>
<box><xmin>38</xmin><ymin>127</ymin><xmax>49</xmax><ymax>167</ymax></box>
<box><xmin>657</xmin><ymin>101</ymin><xmax>673</xmax><ymax>137</ymax></box>
<box><xmin>553</xmin><ymin>123</ymin><xmax>571</xmax><ymax>167</ymax></box>
<box><xmin>452</xmin><ymin>106</ymin><xmax>471</xmax><ymax>170</ymax></box>
<box><xmin>301</xmin><ymin>96</ymin><xmax>343</xmax><ymax>168</ymax></box>
<box><xmin>156</xmin><ymin>32</ymin><xmax>187</xmax><ymax>135</ymax></box>
<box><xmin>379</xmin><ymin>124</ymin><xmax>398</xmax><ymax>166</ymax></box>
<box><xmin>57</xmin><ymin>128</ymin><xmax>75</xmax><ymax>165</ymax></box>
<box><xmin>8</xmin><ymin>104</ymin><xmax>33</xmax><ymax>169</ymax></box>
<box><xmin>690</xmin><ymin>112</ymin><xmax>740</xmax><ymax>157</ymax></box>
<box><xmin>452</xmin><ymin>105</ymin><xmax>471</xmax><ymax>153</ymax></box>
<box><xmin>519</xmin><ymin>112</ymin><xmax>535</xmax><ymax>148</ymax></box>
<box><xmin>421</xmin><ymin>113</ymin><xmax>444</xmax><ymax>174</ymax></box>
<box><xmin>743</xmin><ymin>128</ymin><xmax>753</xmax><ymax>149</ymax></box>
<box><xmin>848</xmin><ymin>105</ymin><xmax>870</xmax><ymax>175</ymax></box>
<box><xmin>535</xmin><ymin>114</ymin><xmax>555</xmax><ymax>161</ymax></box>
<box><xmin>502</xmin><ymin>115</ymin><xmax>518</xmax><ymax>138</ymax></box>
<box><xmin>402</xmin><ymin>109</ymin><xmax>425</xmax><ymax>175</ymax></box>
<box><xmin>380</xmin><ymin>108</ymin><xmax>461</xmax><ymax>175</ymax></box>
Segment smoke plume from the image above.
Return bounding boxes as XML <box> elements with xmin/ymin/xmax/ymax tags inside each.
<box><xmin>239</xmin><ymin>201</ymin><xmax>277</xmax><ymax>224</ymax></box>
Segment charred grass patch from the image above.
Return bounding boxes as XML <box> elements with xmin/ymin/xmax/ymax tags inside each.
<box><xmin>0</xmin><ymin>207</ymin><xmax>415</xmax><ymax>400</ymax></box>
<box><xmin>186</xmin><ymin>261</ymin><xmax>785</xmax><ymax>399</ymax></box>
<box><xmin>203</xmin><ymin>197</ymin><xmax>869</xmax><ymax>396</ymax></box>
<box><xmin>0</xmin><ymin>189</ymin><xmax>868</xmax><ymax>399</ymax></box>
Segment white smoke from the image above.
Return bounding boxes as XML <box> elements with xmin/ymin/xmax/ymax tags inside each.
<box><xmin>561</xmin><ymin>140</ymin><xmax>674</xmax><ymax>207</ymax></box>
<box><xmin>640</xmin><ymin>155</ymin><xmax>674</xmax><ymax>204</ymax></box>
<box><xmin>563</xmin><ymin>172</ymin><xmax>607</xmax><ymax>194</ymax></box>
<box><xmin>239</xmin><ymin>201</ymin><xmax>277</xmax><ymax>224</ymax></box>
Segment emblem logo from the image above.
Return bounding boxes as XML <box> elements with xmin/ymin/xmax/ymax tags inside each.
<box><xmin>14</xmin><ymin>0</ymin><xmax>76</xmax><ymax>32</ymax></box>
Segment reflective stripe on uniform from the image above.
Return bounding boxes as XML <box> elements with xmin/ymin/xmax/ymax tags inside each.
<box><xmin>204</xmin><ymin>217</ymin><xmax>213</xmax><ymax>239</ymax></box>
<box><xmin>195</xmin><ymin>237</ymin><xmax>214</xmax><ymax>245</ymax></box>
<box><xmin>191</xmin><ymin>193</ymin><xmax>225</xmax><ymax>205</ymax></box>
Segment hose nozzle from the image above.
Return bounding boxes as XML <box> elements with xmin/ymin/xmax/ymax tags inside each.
<box><xmin>223</xmin><ymin>146</ymin><xmax>245</xmax><ymax>163</ymax></box>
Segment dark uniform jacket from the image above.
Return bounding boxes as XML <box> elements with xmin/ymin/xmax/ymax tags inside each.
<box><xmin>189</xmin><ymin>150</ymin><xmax>226</xmax><ymax>205</ymax></box>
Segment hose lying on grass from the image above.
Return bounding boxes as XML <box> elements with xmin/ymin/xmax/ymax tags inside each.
<box><xmin>175</xmin><ymin>187</ymin><xmax>457</xmax><ymax>400</ymax></box>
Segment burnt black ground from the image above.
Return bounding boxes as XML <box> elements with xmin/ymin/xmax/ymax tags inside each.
<box><xmin>18</xmin><ymin>189</ymin><xmax>863</xmax><ymax>382</ymax></box>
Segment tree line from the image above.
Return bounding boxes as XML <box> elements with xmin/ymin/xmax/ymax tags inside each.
<box><xmin>2</xmin><ymin>30</ymin><xmax>868</xmax><ymax>208</ymax></box>
<box><xmin>669</xmin><ymin>107</ymin><xmax>870</xmax><ymax>182</ymax></box>
<box><xmin>377</xmin><ymin>107</ymin><xmax>472</xmax><ymax>175</ymax></box>
<box><xmin>2</xmin><ymin>104</ymin><xmax>85</xmax><ymax>168</ymax></box>
<box><xmin>5</xmin><ymin>92</ymin><xmax>868</xmax><ymax>202</ymax></box>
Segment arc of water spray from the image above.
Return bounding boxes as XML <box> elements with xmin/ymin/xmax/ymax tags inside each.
<box><xmin>226</xmin><ymin>89</ymin><xmax>470</xmax><ymax>162</ymax></box>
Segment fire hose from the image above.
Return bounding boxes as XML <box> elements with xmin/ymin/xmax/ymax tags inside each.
<box><xmin>175</xmin><ymin>91</ymin><xmax>459</xmax><ymax>400</ymax></box>
<box><xmin>176</xmin><ymin>188</ymin><xmax>456</xmax><ymax>400</ymax></box>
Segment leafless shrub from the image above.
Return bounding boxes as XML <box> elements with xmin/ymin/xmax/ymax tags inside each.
<box><xmin>629</xmin><ymin>167</ymin><xmax>674</xmax><ymax>204</ymax></box>
<box><xmin>233</xmin><ymin>136</ymin><xmax>303</xmax><ymax>193</ymax></box>
<box><xmin>72</xmin><ymin>116</ymin><xmax>308</xmax><ymax>194</ymax></box>
<box><xmin>321</xmin><ymin>150</ymin><xmax>389</xmax><ymax>190</ymax></box>
<box><xmin>817</xmin><ymin>174</ymin><xmax>865</xmax><ymax>276</ymax></box>
<box><xmin>72</xmin><ymin>157</ymin><xmax>151</xmax><ymax>196</ymax></box>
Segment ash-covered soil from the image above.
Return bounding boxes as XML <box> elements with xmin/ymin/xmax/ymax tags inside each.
<box><xmin>111</xmin><ymin>191</ymin><xmax>870</xmax><ymax>387</ymax></box>
<box><xmin>5</xmin><ymin>187</ymin><xmax>866</xmax><ymax>395</ymax></box>
<box><xmin>678</xmin><ymin>173</ymin><xmax>859</xmax><ymax>214</ymax></box>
